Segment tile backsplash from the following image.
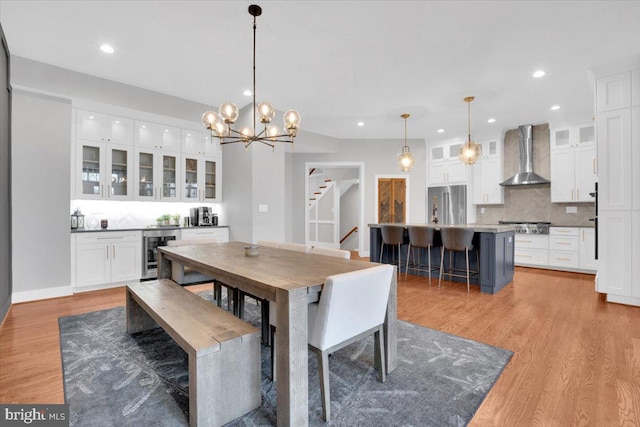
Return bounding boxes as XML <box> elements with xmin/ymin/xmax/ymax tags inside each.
<box><xmin>475</xmin><ymin>123</ymin><xmax>595</xmax><ymax>227</ymax></box>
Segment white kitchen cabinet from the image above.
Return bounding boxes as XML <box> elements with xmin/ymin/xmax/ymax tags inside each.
<box><xmin>428</xmin><ymin>140</ymin><xmax>474</xmax><ymax>185</ymax></box>
<box><xmin>134</xmin><ymin>149</ymin><xmax>181</xmax><ymax>202</ymax></box>
<box><xmin>181</xmin><ymin>227</ymin><xmax>229</xmax><ymax>242</ymax></box>
<box><xmin>550</xmin><ymin>123</ymin><xmax>597</xmax><ymax>203</ymax></box>
<box><xmin>596</xmin><ymin>71</ymin><xmax>631</xmax><ymax>112</ymax></box>
<box><xmin>549</xmin><ymin>227</ymin><xmax>579</xmax><ymax>269</ymax></box>
<box><xmin>76</xmin><ymin>110</ymin><xmax>133</xmax><ymax>145</ymax></box>
<box><xmin>597</xmin><ymin>108</ymin><xmax>632</xmax><ymax>211</ymax></box>
<box><xmin>134</xmin><ymin>121</ymin><xmax>181</xmax><ymax>152</ymax></box>
<box><xmin>579</xmin><ymin>228</ymin><xmax>597</xmax><ymax>271</ymax></box>
<box><xmin>514</xmin><ymin>234</ymin><xmax>549</xmax><ymax>267</ymax></box>
<box><xmin>76</xmin><ymin>142</ymin><xmax>133</xmax><ymax>200</ymax></box>
<box><xmin>75</xmin><ymin>231</ymin><xmax>142</xmax><ymax>289</ymax></box>
<box><xmin>472</xmin><ymin>156</ymin><xmax>504</xmax><ymax>205</ymax></box>
<box><xmin>182</xmin><ymin>130</ymin><xmax>218</xmax><ymax>156</ymax></box>
<box><xmin>593</xmin><ymin>65</ymin><xmax>640</xmax><ymax>306</ymax></box>
<box><xmin>597</xmin><ymin>210</ymin><xmax>632</xmax><ymax>295</ymax></box>
<box><xmin>182</xmin><ymin>155</ymin><xmax>221</xmax><ymax>203</ymax></box>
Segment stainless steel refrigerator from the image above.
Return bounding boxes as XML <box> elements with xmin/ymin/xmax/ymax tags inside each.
<box><xmin>427</xmin><ymin>185</ymin><xmax>467</xmax><ymax>225</ymax></box>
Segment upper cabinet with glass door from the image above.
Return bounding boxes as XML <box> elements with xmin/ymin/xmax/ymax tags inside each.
<box><xmin>133</xmin><ymin>149</ymin><xmax>181</xmax><ymax>202</ymax></box>
<box><xmin>182</xmin><ymin>155</ymin><xmax>221</xmax><ymax>203</ymax></box>
<box><xmin>76</xmin><ymin>110</ymin><xmax>133</xmax><ymax>145</ymax></box>
<box><xmin>76</xmin><ymin>142</ymin><xmax>133</xmax><ymax>200</ymax></box>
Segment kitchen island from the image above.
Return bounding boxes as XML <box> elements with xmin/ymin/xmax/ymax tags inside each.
<box><xmin>370</xmin><ymin>223</ymin><xmax>516</xmax><ymax>294</ymax></box>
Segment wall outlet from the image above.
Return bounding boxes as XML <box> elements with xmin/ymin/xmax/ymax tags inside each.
<box><xmin>566</xmin><ymin>206</ymin><xmax>578</xmax><ymax>213</ymax></box>
<box><xmin>258</xmin><ymin>204</ymin><xmax>268</xmax><ymax>213</ymax></box>
<box><xmin>480</xmin><ymin>208</ymin><xmax>485</xmax><ymax>214</ymax></box>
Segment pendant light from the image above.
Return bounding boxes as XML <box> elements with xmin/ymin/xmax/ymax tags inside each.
<box><xmin>201</xmin><ymin>5</ymin><xmax>301</xmax><ymax>149</ymax></box>
<box><xmin>458</xmin><ymin>96</ymin><xmax>481</xmax><ymax>165</ymax></box>
<box><xmin>397</xmin><ymin>113</ymin><xmax>414</xmax><ymax>172</ymax></box>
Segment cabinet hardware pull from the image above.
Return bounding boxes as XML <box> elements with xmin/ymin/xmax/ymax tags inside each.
<box><xmin>571</xmin><ymin>189</ymin><xmax>574</xmax><ymax>200</ymax></box>
<box><xmin>558</xmin><ymin>242</ymin><xmax>571</xmax><ymax>245</ymax></box>
<box><xmin>113</xmin><ymin>245</ymin><xmax>116</xmax><ymax>258</ymax></box>
<box><xmin>106</xmin><ymin>245</ymin><xmax>109</xmax><ymax>259</ymax></box>
<box><xmin>97</xmin><ymin>237</ymin><xmax>124</xmax><ymax>240</ymax></box>
<box><xmin>577</xmin><ymin>189</ymin><xmax>580</xmax><ymax>199</ymax></box>
<box><xmin>592</xmin><ymin>158</ymin><xmax>596</xmax><ymax>174</ymax></box>
<box><xmin>557</xmin><ymin>257</ymin><xmax>571</xmax><ymax>261</ymax></box>
<box><xmin>516</xmin><ymin>254</ymin><xmax>531</xmax><ymax>258</ymax></box>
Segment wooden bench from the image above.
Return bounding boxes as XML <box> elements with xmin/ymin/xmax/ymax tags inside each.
<box><xmin>126</xmin><ymin>279</ymin><xmax>261</xmax><ymax>427</ymax></box>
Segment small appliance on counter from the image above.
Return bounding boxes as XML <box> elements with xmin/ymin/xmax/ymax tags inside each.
<box><xmin>190</xmin><ymin>207</ymin><xmax>218</xmax><ymax>226</ymax></box>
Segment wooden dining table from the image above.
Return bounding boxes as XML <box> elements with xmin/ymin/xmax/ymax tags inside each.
<box><xmin>156</xmin><ymin>241</ymin><xmax>397</xmax><ymax>427</ymax></box>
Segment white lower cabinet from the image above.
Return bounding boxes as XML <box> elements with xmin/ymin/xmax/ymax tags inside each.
<box><xmin>579</xmin><ymin>228</ymin><xmax>597</xmax><ymax>271</ymax></box>
<box><xmin>549</xmin><ymin>227</ymin><xmax>580</xmax><ymax>269</ymax></box>
<box><xmin>75</xmin><ymin>231</ymin><xmax>142</xmax><ymax>289</ymax></box>
<box><xmin>514</xmin><ymin>234</ymin><xmax>549</xmax><ymax>267</ymax></box>
<box><xmin>514</xmin><ymin>227</ymin><xmax>596</xmax><ymax>273</ymax></box>
<box><xmin>181</xmin><ymin>227</ymin><xmax>229</xmax><ymax>242</ymax></box>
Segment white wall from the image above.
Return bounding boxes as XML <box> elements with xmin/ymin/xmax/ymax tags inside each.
<box><xmin>340</xmin><ymin>184</ymin><xmax>360</xmax><ymax>251</ymax></box>
<box><xmin>12</xmin><ymin>90</ymin><xmax>71</xmax><ymax>294</ymax></box>
<box><xmin>289</xmin><ymin>138</ymin><xmax>427</xmax><ymax>254</ymax></box>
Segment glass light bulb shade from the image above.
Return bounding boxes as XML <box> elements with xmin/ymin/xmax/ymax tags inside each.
<box><xmin>397</xmin><ymin>147</ymin><xmax>414</xmax><ymax>172</ymax></box>
<box><xmin>283</xmin><ymin>110</ymin><xmax>301</xmax><ymax>129</ymax></box>
<box><xmin>213</xmin><ymin>121</ymin><xmax>229</xmax><ymax>137</ymax></box>
<box><xmin>239</xmin><ymin>125</ymin><xmax>254</xmax><ymax>140</ymax></box>
<box><xmin>219</xmin><ymin>102</ymin><xmax>239</xmax><ymax>123</ymax></box>
<box><xmin>257</xmin><ymin>102</ymin><xmax>276</xmax><ymax>123</ymax></box>
<box><xmin>458</xmin><ymin>141</ymin><xmax>482</xmax><ymax>165</ymax></box>
<box><xmin>267</xmin><ymin>125</ymin><xmax>280</xmax><ymax>140</ymax></box>
<box><xmin>201</xmin><ymin>110</ymin><xmax>220</xmax><ymax>130</ymax></box>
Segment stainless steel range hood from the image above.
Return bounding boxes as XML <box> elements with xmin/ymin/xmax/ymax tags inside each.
<box><xmin>500</xmin><ymin>124</ymin><xmax>550</xmax><ymax>186</ymax></box>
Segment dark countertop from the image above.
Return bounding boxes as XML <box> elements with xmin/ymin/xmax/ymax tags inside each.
<box><xmin>71</xmin><ymin>225</ymin><xmax>229</xmax><ymax>233</ymax></box>
<box><xmin>368</xmin><ymin>223</ymin><xmax>516</xmax><ymax>233</ymax></box>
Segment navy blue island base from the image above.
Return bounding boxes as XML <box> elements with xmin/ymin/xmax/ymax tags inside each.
<box><xmin>369</xmin><ymin>224</ymin><xmax>516</xmax><ymax>294</ymax></box>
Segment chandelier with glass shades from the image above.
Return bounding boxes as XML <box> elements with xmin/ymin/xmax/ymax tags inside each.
<box><xmin>201</xmin><ymin>5</ymin><xmax>301</xmax><ymax>149</ymax></box>
<box><xmin>397</xmin><ymin>113</ymin><xmax>415</xmax><ymax>172</ymax></box>
<box><xmin>458</xmin><ymin>96</ymin><xmax>481</xmax><ymax>165</ymax></box>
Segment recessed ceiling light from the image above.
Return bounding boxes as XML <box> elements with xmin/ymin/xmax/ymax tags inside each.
<box><xmin>437</xmin><ymin>129</ymin><xmax>444</xmax><ymax>133</ymax></box>
<box><xmin>487</xmin><ymin>118</ymin><xmax>496</xmax><ymax>123</ymax></box>
<box><xmin>533</xmin><ymin>70</ymin><xmax>546</xmax><ymax>78</ymax></box>
<box><xmin>357</xmin><ymin>122</ymin><xmax>364</xmax><ymax>127</ymax></box>
<box><xmin>100</xmin><ymin>44</ymin><xmax>114</xmax><ymax>54</ymax></box>
<box><xmin>550</xmin><ymin>105</ymin><xmax>560</xmax><ymax>111</ymax></box>
<box><xmin>243</xmin><ymin>90</ymin><xmax>252</xmax><ymax>96</ymax></box>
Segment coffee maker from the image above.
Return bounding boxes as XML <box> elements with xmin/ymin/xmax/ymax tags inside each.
<box><xmin>190</xmin><ymin>207</ymin><xmax>218</xmax><ymax>226</ymax></box>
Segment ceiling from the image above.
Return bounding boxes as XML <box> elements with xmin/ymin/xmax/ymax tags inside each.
<box><xmin>1</xmin><ymin>1</ymin><xmax>640</xmax><ymax>144</ymax></box>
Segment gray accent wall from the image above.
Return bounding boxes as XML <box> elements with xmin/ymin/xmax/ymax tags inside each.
<box><xmin>12</xmin><ymin>90</ymin><xmax>71</xmax><ymax>293</ymax></box>
<box><xmin>475</xmin><ymin>124</ymin><xmax>595</xmax><ymax>226</ymax></box>
<box><xmin>0</xmin><ymin>24</ymin><xmax>12</xmax><ymax>322</ymax></box>
<box><xmin>11</xmin><ymin>56</ymin><xmax>208</xmax><ymax>121</ymax></box>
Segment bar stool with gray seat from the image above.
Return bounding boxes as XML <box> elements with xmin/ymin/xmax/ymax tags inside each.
<box><xmin>438</xmin><ymin>227</ymin><xmax>479</xmax><ymax>293</ymax></box>
<box><xmin>379</xmin><ymin>225</ymin><xmax>406</xmax><ymax>276</ymax></box>
<box><xmin>405</xmin><ymin>226</ymin><xmax>439</xmax><ymax>284</ymax></box>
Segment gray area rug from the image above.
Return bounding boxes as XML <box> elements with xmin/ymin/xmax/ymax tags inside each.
<box><xmin>59</xmin><ymin>290</ymin><xmax>512</xmax><ymax>426</ymax></box>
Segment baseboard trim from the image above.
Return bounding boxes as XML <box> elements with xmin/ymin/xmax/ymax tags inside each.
<box><xmin>12</xmin><ymin>285</ymin><xmax>74</xmax><ymax>304</ymax></box>
<box><xmin>606</xmin><ymin>293</ymin><xmax>640</xmax><ymax>307</ymax></box>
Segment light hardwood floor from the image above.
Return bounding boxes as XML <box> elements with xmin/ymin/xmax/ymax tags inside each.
<box><xmin>1</xmin><ymin>267</ymin><xmax>639</xmax><ymax>426</ymax></box>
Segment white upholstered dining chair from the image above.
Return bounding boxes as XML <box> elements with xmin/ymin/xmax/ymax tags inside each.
<box><xmin>271</xmin><ymin>264</ymin><xmax>394</xmax><ymax>422</ymax></box>
<box><xmin>310</xmin><ymin>246</ymin><xmax>351</xmax><ymax>259</ymax></box>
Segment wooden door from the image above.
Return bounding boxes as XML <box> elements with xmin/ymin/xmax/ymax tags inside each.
<box><xmin>378</xmin><ymin>178</ymin><xmax>406</xmax><ymax>223</ymax></box>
